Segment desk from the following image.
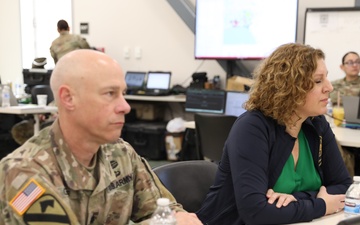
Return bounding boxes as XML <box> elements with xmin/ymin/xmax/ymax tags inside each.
<box><xmin>0</xmin><ymin>105</ymin><xmax>58</xmax><ymax>135</ymax></box>
<box><xmin>124</xmin><ymin>94</ymin><xmax>186</xmax><ymax>102</ymax></box>
<box><xmin>286</xmin><ymin>212</ymin><xmax>354</xmax><ymax>225</ymax></box>
<box><xmin>332</xmin><ymin>126</ymin><xmax>360</xmax><ymax>148</ymax></box>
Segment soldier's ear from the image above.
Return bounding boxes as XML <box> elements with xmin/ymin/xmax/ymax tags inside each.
<box><xmin>340</xmin><ymin>64</ymin><xmax>345</xmax><ymax>71</ymax></box>
<box><xmin>58</xmin><ymin>85</ymin><xmax>75</xmax><ymax>110</ymax></box>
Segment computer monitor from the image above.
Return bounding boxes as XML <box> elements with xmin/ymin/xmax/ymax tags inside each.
<box><xmin>185</xmin><ymin>88</ymin><xmax>226</xmax><ymax>114</ymax></box>
<box><xmin>225</xmin><ymin>91</ymin><xmax>249</xmax><ymax>117</ymax></box>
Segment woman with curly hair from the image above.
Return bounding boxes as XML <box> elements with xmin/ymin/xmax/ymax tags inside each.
<box><xmin>196</xmin><ymin>43</ymin><xmax>352</xmax><ymax>225</ymax></box>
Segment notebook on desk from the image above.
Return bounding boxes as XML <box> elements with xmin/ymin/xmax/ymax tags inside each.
<box><xmin>125</xmin><ymin>71</ymin><xmax>146</xmax><ymax>95</ymax></box>
<box><xmin>342</xmin><ymin>96</ymin><xmax>360</xmax><ymax>127</ymax></box>
<box><xmin>142</xmin><ymin>71</ymin><xmax>172</xmax><ymax>96</ymax></box>
<box><xmin>0</xmin><ymin>84</ymin><xmax>18</xmax><ymax>106</ymax></box>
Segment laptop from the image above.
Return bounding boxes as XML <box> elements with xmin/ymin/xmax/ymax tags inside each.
<box><xmin>0</xmin><ymin>84</ymin><xmax>19</xmax><ymax>106</ymax></box>
<box><xmin>342</xmin><ymin>96</ymin><xmax>360</xmax><ymax>125</ymax></box>
<box><xmin>143</xmin><ymin>71</ymin><xmax>172</xmax><ymax>96</ymax></box>
<box><xmin>125</xmin><ymin>71</ymin><xmax>146</xmax><ymax>95</ymax></box>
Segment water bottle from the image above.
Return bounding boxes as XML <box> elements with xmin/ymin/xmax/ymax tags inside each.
<box><xmin>1</xmin><ymin>85</ymin><xmax>11</xmax><ymax>107</ymax></box>
<box><xmin>150</xmin><ymin>198</ymin><xmax>177</xmax><ymax>225</ymax></box>
<box><xmin>344</xmin><ymin>176</ymin><xmax>360</xmax><ymax>217</ymax></box>
<box><xmin>326</xmin><ymin>98</ymin><xmax>334</xmax><ymax>127</ymax></box>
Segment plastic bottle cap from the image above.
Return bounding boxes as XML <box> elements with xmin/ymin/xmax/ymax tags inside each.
<box><xmin>156</xmin><ymin>198</ymin><xmax>170</xmax><ymax>206</ymax></box>
<box><xmin>354</xmin><ymin>176</ymin><xmax>360</xmax><ymax>182</ymax></box>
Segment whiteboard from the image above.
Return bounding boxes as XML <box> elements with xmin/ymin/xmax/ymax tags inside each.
<box><xmin>304</xmin><ymin>7</ymin><xmax>360</xmax><ymax>82</ymax></box>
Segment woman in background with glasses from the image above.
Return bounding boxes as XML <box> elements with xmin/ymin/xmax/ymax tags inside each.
<box><xmin>330</xmin><ymin>51</ymin><xmax>360</xmax><ymax>106</ymax></box>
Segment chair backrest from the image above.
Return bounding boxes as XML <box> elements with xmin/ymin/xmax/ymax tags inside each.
<box><xmin>153</xmin><ymin>160</ymin><xmax>218</xmax><ymax>212</ymax></box>
<box><xmin>194</xmin><ymin>113</ymin><xmax>237</xmax><ymax>162</ymax></box>
<box><xmin>31</xmin><ymin>84</ymin><xmax>54</xmax><ymax>105</ymax></box>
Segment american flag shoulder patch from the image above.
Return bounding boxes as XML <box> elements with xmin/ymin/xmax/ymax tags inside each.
<box><xmin>9</xmin><ymin>178</ymin><xmax>45</xmax><ymax>215</ymax></box>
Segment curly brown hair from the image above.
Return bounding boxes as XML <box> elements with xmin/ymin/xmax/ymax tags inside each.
<box><xmin>245</xmin><ymin>43</ymin><xmax>325</xmax><ymax>126</ymax></box>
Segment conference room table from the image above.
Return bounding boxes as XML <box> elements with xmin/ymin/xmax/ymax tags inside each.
<box><xmin>0</xmin><ymin>105</ymin><xmax>58</xmax><ymax>135</ymax></box>
<box><xmin>332</xmin><ymin>126</ymin><xmax>360</xmax><ymax>148</ymax></box>
<box><xmin>285</xmin><ymin>212</ymin><xmax>358</xmax><ymax>225</ymax></box>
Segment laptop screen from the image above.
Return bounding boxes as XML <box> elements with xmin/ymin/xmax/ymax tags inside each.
<box><xmin>342</xmin><ymin>96</ymin><xmax>360</xmax><ymax>124</ymax></box>
<box><xmin>185</xmin><ymin>88</ymin><xmax>226</xmax><ymax>114</ymax></box>
<box><xmin>225</xmin><ymin>91</ymin><xmax>249</xmax><ymax>117</ymax></box>
<box><xmin>146</xmin><ymin>72</ymin><xmax>171</xmax><ymax>90</ymax></box>
<box><xmin>125</xmin><ymin>71</ymin><xmax>146</xmax><ymax>90</ymax></box>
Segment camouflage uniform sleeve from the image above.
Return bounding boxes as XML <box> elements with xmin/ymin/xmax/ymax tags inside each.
<box><xmin>330</xmin><ymin>79</ymin><xmax>343</xmax><ymax>105</ymax></box>
<box><xmin>0</xmin><ymin>160</ymin><xmax>80</xmax><ymax>225</ymax></box>
<box><xmin>49</xmin><ymin>45</ymin><xmax>58</xmax><ymax>64</ymax></box>
<box><xmin>129</xmin><ymin>154</ymin><xmax>185</xmax><ymax>224</ymax></box>
<box><xmin>77</xmin><ymin>35</ymin><xmax>90</xmax><ymax>49</ymax></box>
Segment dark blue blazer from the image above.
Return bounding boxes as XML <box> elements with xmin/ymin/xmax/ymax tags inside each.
<box><xmin>196</xmin><ymin>110</ymin><xmax>352</xmax><ymax>225</ymax></box>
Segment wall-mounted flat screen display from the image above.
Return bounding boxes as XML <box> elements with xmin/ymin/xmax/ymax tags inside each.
<box><xmin>195</xmin><ymin>0</ymin><xmax>298</xmax><ymax>60</ymax></box>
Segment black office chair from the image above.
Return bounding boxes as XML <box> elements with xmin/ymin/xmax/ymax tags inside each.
<box><xmin>153</xmin><ymin>160</ymin><xmax>218</xmax><ymax>212</ymax></box>
<box><xmin>194</xmin><ymin>113</ymin><xmax>237</xmax><ymax>162</ymax></box>
<box><xmin>30</xmin><ymin>84</ymin><xmax>54</xmax><ymax>105</ymax></box>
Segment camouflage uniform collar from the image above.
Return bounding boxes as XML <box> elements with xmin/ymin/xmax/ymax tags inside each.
<box><xmin>343</xmin><ymin>75</ymin><xmax>360</xmax><ymax>84</ymax></box>
<box><xmin>50</xmin><ymin>119</ymin><xmax>117</xmax><ymax>192</ymax></box>
<box><xmin>59</xmin><ymin>30</ymin><xmax>70</xmax><ymax>36</ymax></box>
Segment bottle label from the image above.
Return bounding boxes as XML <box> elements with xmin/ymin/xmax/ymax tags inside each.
<box><xmin>344</xmin><ymin>199</ymin><xmax>360</xmax><ymax>214</ymax></box>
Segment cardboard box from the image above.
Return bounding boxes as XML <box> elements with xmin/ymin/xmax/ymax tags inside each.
<box><xmin>165</xmin><ymin>132</ymin><xmax>183</xmax><ymax>161</ymax></box>
<box><xmin>129</xmin><ymin>102</ymin><xmax>165</xmax><ymax>121</ymax></box>
<box><xmin>226</xmin><ymin>76</ymin><xmax>254</xmax><ymax>92</ymax></box>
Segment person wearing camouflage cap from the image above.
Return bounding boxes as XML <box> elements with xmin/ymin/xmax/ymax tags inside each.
<box><xmin>330</xmin><ymin>51</ymin><xmax>360</xmax><ymax>106</ymax></box>
<box><xmin>50</xmin><ymin>19</ymin><xmax>91</xmax><ymax>64</ymax></box>
<box><xmin>0</xmin><ymin>50</ymin><xmax>202</xmax><ymax>225</ymax></box>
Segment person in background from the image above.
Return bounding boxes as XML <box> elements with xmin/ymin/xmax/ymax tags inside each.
<box><xmin>0</xmin><ymin>50</ymin><xmax>202</xmax><ymax>225</ymax></box>
<box><xmin>50</xmin><ymin>19</ymin><xmax>90</xmax><ymax>64</ymax></box>
<box><xmin>196</xmin><ymin>43</ymin><xmax>352</xmax><ymax>225</ymax></box>
<box><xmin>329</xmin><ymin>51</ymin><xmax>360</xmax><ymax>177</ymax></box>
<box><xmin>330</xmin><ymin>51</ymin><xmax>360</xmax><ymax>106</ymax></box>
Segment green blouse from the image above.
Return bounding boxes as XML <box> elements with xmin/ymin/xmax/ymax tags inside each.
<box><xmin>273</xmin><ymin>129</ymin><xmax>321</xmax><ymax>193</ymax></box>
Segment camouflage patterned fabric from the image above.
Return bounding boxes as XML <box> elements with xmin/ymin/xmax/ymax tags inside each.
<box><xmin>0</xmin><ymin>119</ymin><xmax>184</xmax><ymax>225</ymax></box>
<box><xmin>330</xmin><ymin>76</ymin><xmax>360</xmax><ymax>106</ymax></box>
<box><xmin>50</xmin><ymin>31</ymin><xmax>90</xmax><ymax>64</ymax></box>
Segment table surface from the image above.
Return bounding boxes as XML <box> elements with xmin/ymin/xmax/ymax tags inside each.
<box><xmin>286</xmin><ymin>212</ymin><xmax>360</xmax><ymax>225</ymax></box>
<box><xmin>0</xmin><ymin>105</ymin><xmax>58</xmax><ymax>114</ymax></box>
<box><xmin>124</xmin><ymin>94</ymin><xmax>186</xmax><ymax>102</ymax></box>
<box><xmin>332</xmin><ymin>126</ymin><xmax>360</xmax><ymax>148</ymax></box>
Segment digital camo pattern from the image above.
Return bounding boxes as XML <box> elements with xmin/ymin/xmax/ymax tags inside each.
<box><xmin>330</xmin><ymin>76</ymin><xmax>360</xmax><ymax>106</ymax></box>
<box><xmin>50</xmin><ymin>30</ymin><xmax>91</xmax><ymax>63</ymax></box>
<box><xmin>0</xmin><ymin>119</ymin><xmax>183</xmax><ymax>225</ymax></box>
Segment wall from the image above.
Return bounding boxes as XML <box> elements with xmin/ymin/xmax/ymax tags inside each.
<box><xmin>0</xmin><ymin>0</ymin><xmax>22</xmax><ymax>84</ymax></box>
<box><xmin>0</xmin><ymin>0</ymin><xmax>355</xmax><ymax>87</ymax></box>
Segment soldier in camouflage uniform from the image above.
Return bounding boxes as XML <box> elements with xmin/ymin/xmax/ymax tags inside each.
<box><xmin>329</xmin><ymin>51</ymin><xmax>360</xmax><ymax>177</ymax></box>
<box><xmin>0</xmin><ymin>50</ymin><xmax>202</xmax><ymax>225</ymax></box>
<box><xmin>329</xmin><ymin>51</ymin><xmax>360</xmax><ymax>106</ymax></box>
<box><xmin>50</xmin><ymin>20</ymin><xmax>90</xmax><ymax>64</ymax></box>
